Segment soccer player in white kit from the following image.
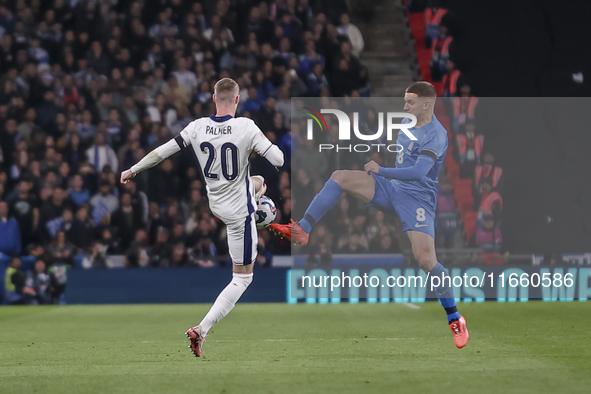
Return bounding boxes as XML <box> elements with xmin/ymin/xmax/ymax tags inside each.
<box><xmin>120</xmin><ymin>78</ymin><xmax>284</xmax><ymax>357</ymax></box>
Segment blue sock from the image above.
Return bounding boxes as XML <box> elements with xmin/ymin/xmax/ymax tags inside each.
<box><xmin>429</xmin><ymin>263</ymin><xmax>460</xmax><ymax>323</ymax></box>
<box><xmin>298</xmin><ymin>179</ymin><xmax>343</xmax><ymax>234</ymax></box>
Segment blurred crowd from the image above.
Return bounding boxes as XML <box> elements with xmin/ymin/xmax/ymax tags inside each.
<box><xmin>0</xmin><ymin>0</ymin><xmax>371</xmax><ymax>292</ymax></box>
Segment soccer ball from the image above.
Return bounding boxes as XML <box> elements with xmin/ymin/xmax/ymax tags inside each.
<box><xmin>255</xmin><ymin>196</ymin><xmax>277</xmax><ymax>229</ymax></box>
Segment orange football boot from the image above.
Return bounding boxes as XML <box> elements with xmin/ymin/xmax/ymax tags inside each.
<box><xmin>449</xmin><ymin>315</ymin><xmax>469</xmax><ymax>348</ymax></box>
<box><xmin>185</xmin><ymin>325</ymin><xmax>206</xmax><ymax>357</ymax></box>
<box><xmin>269</xmin><ymin>219</ymin><xmax>309</xmax><ymax>245</ymax></box>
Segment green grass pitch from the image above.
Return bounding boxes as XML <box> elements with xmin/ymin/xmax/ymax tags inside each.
<box><xmin>1</xmin><ymin>302</ymin><xmax>591</xmax><ymax>394</ymax></box>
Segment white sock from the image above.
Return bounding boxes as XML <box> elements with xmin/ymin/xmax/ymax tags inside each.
<box><xmin>199</xmin><ymin>272</ymin><xmax>253</xmax><ymax>335</ymax></box>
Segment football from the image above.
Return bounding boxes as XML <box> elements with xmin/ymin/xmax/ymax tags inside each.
<box><xmin>255</xmin><ymin>196</ymin><xmax>277</xmax><ymax>229</ymax></box>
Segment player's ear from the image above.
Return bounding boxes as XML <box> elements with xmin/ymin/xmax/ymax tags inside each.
<box><xmin>235</xmin><ymin>94</ymin><xmax>240</xmax><ymax>104</ymax></box>
<box><xmin>212</xmin><ymin>94</ymin><xmax>217</xmax><ymax>104</ymax></box>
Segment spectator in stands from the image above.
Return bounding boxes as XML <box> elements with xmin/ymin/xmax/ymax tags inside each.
<box><xmin>149</xmin><ymin>228</ymin><xmax>173</xmax><ymax>268</ymax></box>
<box><xmin>429</xmin><ymin>24</ymin><xmax>452</xmax><ymax>82</ymax></box>
<box><xmin>57</xmin><ymin>208</ymin><xmax>74</xmax><ymax>240</ymax></box>
<box><xmin>441</xmin><ymin>59</ymin><xmax>462</xmax><ymax>97</ymax></box>
<box><xmin>243</xmin><ymin>87</ymin><xmax>263</xmax><ymax>113</ymax></box>
<box><xmin>81</xmin><ymin>241</ymin><xmax>109</xmax><ymax>269</ymax></box>
<box><xmin>476</xmin><ymin>181</ymin><xmax>503</xmax><ymax>227</ymax></box>
<box><xmin>425</xmin><ymin>6</ymin><xmax>448</xmax><ymax>48</ymax></box>
<box><xmin>148</xmin><ymin>159</ymin><xmax>179</xmax><ymax>205</ymax></box>
<box><xmin>169</xmin><ymin>222</ymin><xmax>187</xmax><ymax>246</ymax></box>
<box><xmin>171</xmin><ymin>243</ymin><xmax>196</xmax><ymax>267</ymax></box>
<box><xmin>469</xmin><ymin>214</ymin><xmax>502</xmax><ymax>252</ymax></box>
<box><xmin>161</xmin><ymin>201</ymin><xmax>182</xmax><ymax>230</ymax></box>
<box><xmin>110</xmin><ymin>192</ymin><xmax>143</xmax><ymax>250</ymax></box>
<box><xmin>365</xmin><ymin>210</ymin><xmax>396</xmax><ymax>244</ymax></box>
<box><xmin>451</xmin><ymin>81</ymin><xmax>478</xmax><ymax>133</ymax></box>
<box><xmin>90</xmin><ymin>179</ymin><xmax>119</xmax><ymax>215</ymax></box>
<box><xmin>350</xmin><ymin>214</ymin><xmax>370</xmax><ymax>250</ymax></box>
<box><xmin>193</xmin><ymin>233</ymin><xmax>218</xmax><ymax>266</ymax></box>
<box><xmin>126</xmin><ymin>229</ymin><xmax>150</xmax><ymax>268</ymax></box>
<box><xmin>24</xmin><ymin>259</ymin><xmax>51</xmax><ymax>304</ymax></box>
<box><xmin>454</xmin><ymin>120</ymin><xmax>483</xmax><ymax>179</ymax></box>
<box><xmin>473</xmin><ymin>153</ymin><xmax>504</xmax><ymax>209</ymax></box>
<box><xmin>146</xmin><ymin>202</ymin><xmax>164</xmax><ymax>244</ymax></box>
<box><xmin>306</xmin><ymin>63</ymin><xmax>329</xmax><ymax>96</ymax></box>
<box><xmin>62</xmin><ymin>133</ymin><xmax>85</xmax><ymax>174</ymax></box>
<box><xmin>47</xmin><ymin>230</ymin><xmax>75</xmax><ymax>266</ymax></box>
<box><xmin>338</xmin><ymin>231</ymin><xmax>368</xmax><ymax>254</ymax></box>
<box><xmin>86</xmin><ymin>131</ymin><xmax>118</xmax><ymax>173</ymax></box>
<box><xmin>369</xmin><ymin>230</ymin><xmax>401</xmax><ymax>254</ymax></box>
<box><xmin>172</xmin><ymin>57</ymin><xmax>198</xmax><ymax>93</ymax></box>
<box><xmin>68</xmin><ymin>174</ymin><xmax>90</xmax><ymax>206</ymax></box>
<box><xmin>17</xmin><ymin>108</ymin><xmax>37</xmax><ymax>143</ymax></box>
<box><xmin>71</xmin><ymin>205</ymin><xmax>94</xmax><ymax>251</ymax></box>
<box><xmin>337</xmin><ymin>13</ymin><xmax>364</xmax><ymax>58</ymax></box>
<box><xmin>122</xmin><ymin>179</ymin><xmax>148</xmax><ymax>224</ymax></box>
<box><xmin>9</xmin><ymin>150</ymin><xmax>30</xmax><ymax>183</ymax></box>
<box><xmin>27</xmin><ymin>243</ymin><xmax>51</xmax><ymax>266</ymax></box>
<box><xmin>331</xmin><ymin>41</ymin><xmax>362</xmax><ymax>96</ymax></box>
<box><xmin>4</xmin><ymin>257</ymin><xmax>35</xmax><ymax>304</ymax></box>
<box><xmin>97</xmin><ymin>227</ymin><xmax>122</xmax><ymax>256</ymax></box>
<box><xmin>8</xmin><ymin>179</ymin><xmax>39</xmax><ymax>247</ymax></box>
<box><xmin>0</xmin><ymin>200</ymin><xmax>21</xmax><ymax>256</ymax></box>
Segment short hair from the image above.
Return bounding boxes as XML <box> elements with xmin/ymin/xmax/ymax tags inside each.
<box><xmin>406</xmin><ymin>82</ymin><xmax>436</xmax><ymax>98</ymax></box>
<box><xmin>214</xmin><ymin>78</ymin><xmax>239</xmax><ymax>104</ymax></box>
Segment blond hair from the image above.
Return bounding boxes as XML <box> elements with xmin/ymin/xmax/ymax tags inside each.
<box><xmin>214</xmin><ymin>78</ymin><xmax>239</xmax><ymax>104</ymax></box>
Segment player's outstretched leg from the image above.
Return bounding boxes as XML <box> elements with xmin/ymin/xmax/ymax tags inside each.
<box><xmin>270</xmin><ymin>170</ymin><xmax>375</xmax><ymax>245</ymax></box>
<box><xmin>186</xmin><ymin>272</ymin><xmax>253</xmax><ymax>357</ymax></box>
<box><xmin>408</xmin><ymin>231</ymin><xmax>469</xmax><ymax>348</ymax></box>
<box><xmin>187</xmin><ymin>214</ymin><xmax>257</xmax><ymax>357</ymax></box>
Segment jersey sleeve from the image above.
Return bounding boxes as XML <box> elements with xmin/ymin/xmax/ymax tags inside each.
<box><xmin>248</xmin><ymin>120</ymin><xmax>273</xmax><ymax>155</ymax></box>
<box><xmin>420</xmin><ymin>127</ymin><xmax>446</xmax><ymax>160</ymax></box>
<box><xmin>175</xmin><ymin>122</ymin><xmax>194</xmax><ymax>149</ymax></box>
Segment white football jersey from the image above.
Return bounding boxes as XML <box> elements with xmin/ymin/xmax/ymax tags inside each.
<box><xmin>178</xmin><ymin>115</ymin><xmax>274</xmax><ymax>221</ymax></box>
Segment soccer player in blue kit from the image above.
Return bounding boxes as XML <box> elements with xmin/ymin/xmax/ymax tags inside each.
<box><xmin>271</xmin><ymin>82</ymin><xmax>469</xmax><ymax>348</ymax></box>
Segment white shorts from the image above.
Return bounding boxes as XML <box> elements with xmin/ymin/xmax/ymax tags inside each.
<box><xmin>225</xmin><ymin>212</ymin><xmax>258</xmax><ymax>265</ymax></box>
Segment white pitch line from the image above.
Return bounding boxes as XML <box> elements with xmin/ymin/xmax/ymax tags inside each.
<box><xmin>403</xmin><ymin>303</ymin><xmax>421</xmax><ymax>310</ymax></box>
<box><xmin>212</xmin><ymin>337</ymin><xmax>415</xmax><ymax>343</ymax></box>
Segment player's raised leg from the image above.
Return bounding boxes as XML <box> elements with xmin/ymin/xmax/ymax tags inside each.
<box><xmin>186</xmin><ymin>213</ymin><xmax>257</xmax><ymax>357</ymax></box>
<box><xmin>270</xmin><ymin>170</ymin><xmax>375</xmax><ymax>245</ymax></box>
<box><xmin>407</xmin><ymin>230</ymin><xmax>469</xmax><ymax>348</ymax></box>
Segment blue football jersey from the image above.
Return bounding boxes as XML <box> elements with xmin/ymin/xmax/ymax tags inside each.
<box><xmin>393</xmin><ymin>114</ymin><xmax>448</xmax><ymax>194</ymax></box>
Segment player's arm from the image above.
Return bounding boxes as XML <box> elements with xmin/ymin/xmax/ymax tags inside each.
<box><xmin>120</xmin><ymin>134</ymin><xmax>190</xmax><ymax>184</ymax></box>
<box><xmin>250</xmin><ymin>121</ymin><xmax>284</xmax><ymax>167</ymax></box>
<box><xmin>365</xmin><ymin>151</ymin><xmax>436</xmax><ymax>181</ymax></box>
<box><xmin>258</xmin><ymin>144</ymin><xmax>284</xmax><ymax>167</ymax></box>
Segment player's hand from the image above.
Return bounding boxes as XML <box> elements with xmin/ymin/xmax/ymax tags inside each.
<box><xmin>120</xmin><ymin>169</ymin><xmax>136</xmax><ymax>184</ymax></box>
<box><xmin>364</xmin><ymin>160</ymin><xmax>381</xmax><ymax>175</ymax></box>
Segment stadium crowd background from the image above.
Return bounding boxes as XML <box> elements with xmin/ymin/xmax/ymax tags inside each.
<box><xmin>0</xmin><ymin>0</ymin><xmax>504</xmax><ymax>304</ymax></box>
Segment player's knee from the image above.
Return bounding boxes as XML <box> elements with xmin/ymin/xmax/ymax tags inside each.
<box><xmin>417</xmin><ymin>259</ymin><xmax>436</xmax><ymax>272</ymax></box>
<box><xmin>331</xmin><ymin>170</ymin><xmax>354</xmax><ymax>189</ymax></box>
<box><xmin>330</xmin><ymin>170</ymin><xmax>346</xmax><ymax>185</ymax></box>
<box><xmin>413</xmin><ymin>249</ymin><xmax>435</xmax><ymax>270</ymax></box>
<box><xmin>232</xmin><ymin>272</ymin><xmax>253</xmax><ymax>290</ymax></box>
<box><xmin>252</xmin><ymin>177</ymin><xmax>261</xmax><ymax>191</ymax></box>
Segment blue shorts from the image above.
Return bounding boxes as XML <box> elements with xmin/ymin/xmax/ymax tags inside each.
<box><xmin>367</xmin><ymin>174</ymin><xmax>437</xmax><ymax>238</ymax></box>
